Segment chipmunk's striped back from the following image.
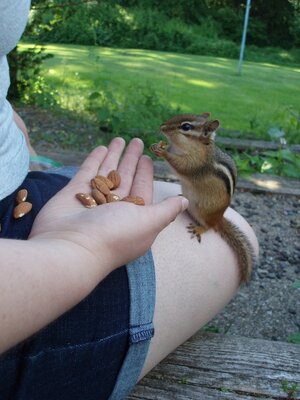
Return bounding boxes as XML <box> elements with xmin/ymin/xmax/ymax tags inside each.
<box><xmin>213</xmin><ymin>147</ymin><xmax>237</xmax><ymax>197</ymax></box>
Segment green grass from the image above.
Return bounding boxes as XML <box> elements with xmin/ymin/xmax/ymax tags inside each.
<box><xmin>21</xmin><ymin>43</ymin><xmax>300</xmax><ymax>143</ymax></box>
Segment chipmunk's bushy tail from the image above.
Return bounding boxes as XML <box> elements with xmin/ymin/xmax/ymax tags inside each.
<box><xmin>217</xmin><ymin>217</ymin><xmax>256</xmax><ymax>284</ymax></box>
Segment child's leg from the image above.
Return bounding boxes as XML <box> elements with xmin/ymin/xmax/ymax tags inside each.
<box><xmin>140</xmin><ymin>181</ymin><xmax>259</xmax><ymax>377</ymax></box>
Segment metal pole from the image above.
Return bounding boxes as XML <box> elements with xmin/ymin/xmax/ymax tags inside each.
<box><xmin>237</xmin><ymin>0</ymin><xmax>251</xmax><ymax>75</ymax></box>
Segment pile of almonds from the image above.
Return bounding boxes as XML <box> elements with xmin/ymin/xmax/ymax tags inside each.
<box><xmin>9</xmin><ymin>170</ymin><xmax>144</xmax><ymax>221</ymax></box>
<box><xmin>76</xmin><ymin>170</ymin><xmax>145</xmax><ymax>208</ymax></box>
<box><xmin>13</xmin><ymin>189</ymin><xmax>32</xmax><ymax>219</ymax></box>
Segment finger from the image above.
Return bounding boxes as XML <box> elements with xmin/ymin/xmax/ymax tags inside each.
<box><xmin>71</xmin><ymin>145</ymin><xmax>108</xmax><ymax>186</ymax></box>
<box><xmin>116</xmin><ymin>138</ymin><xmax>144</xmax><ymax>198</ymax></box>
<box><xmin>149</xmin><ymin>196</ymin><xmax>189</xmax><ymax>232</ymax></box>
<box><xmin>130</xmin><ymin>155</ymin><xmax>153</xmax><ymax>205</ymax></box>
<box><xmin>97</xmin><ymin>137</ymin><xmax>126</xmax><ymax>176</ymax></box>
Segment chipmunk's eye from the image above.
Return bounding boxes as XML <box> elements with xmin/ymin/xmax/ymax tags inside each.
<box><xmin>181</xmin><ymin>123</ymin><xmax>193</xmax><ymax>132</ymax></box>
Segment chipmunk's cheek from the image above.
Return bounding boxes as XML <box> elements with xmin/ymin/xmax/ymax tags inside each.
<box><xmin>168</xmin><ymin>142</ymin><xmax>185</xmax><ymax>156</ymax></box>
<box><xmin>159</xmin><ymin>131</ymin><xmax>183</xmax><ymax>155</ymax></box>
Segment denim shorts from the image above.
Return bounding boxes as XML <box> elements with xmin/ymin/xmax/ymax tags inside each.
<box><xmin>0</xmin><ymin>168</ymin><xmax>156</xmax><ymax>400</ymax></box>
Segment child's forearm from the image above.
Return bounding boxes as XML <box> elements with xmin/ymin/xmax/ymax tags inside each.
<box><xmin>13</xmin><ymin>109</ymin><xmax>37</xmax><ymax>156</ymax></box>
<box><xmin>0</xmin><ymin>238</ymin><xmax>106</xmax><ymax>354</ymax></box>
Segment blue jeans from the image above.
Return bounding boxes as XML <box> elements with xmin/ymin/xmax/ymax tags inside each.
<box><xmin>0</xmin><ymin>170</ymin><xmax>156</xmax><ymax>400</ymax></box>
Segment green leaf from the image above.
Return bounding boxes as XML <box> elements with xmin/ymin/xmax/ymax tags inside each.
<box><xmin>281</xmin><ymin>164</ymin><xmax>300</xmax><ymax>178</ymax></box>
<box><xmin>288</xmin><ymin>332</ymin><xmax>300</xmax><ymax>344</ymax></box>
<box><xmin>97</xmin><ymin>107</ymin><xmax>111</xmax><ymax>121</ymax></box>
<box><xmin>278</xmin><ymin>149</ymin><xmax>298</xmax><ymax>162</ymax></box>
<box><xmin>268</xmin><ymin>126</ymin><xmax>285</xmax><ymax>139</ymax></box>
<box><xmin>203</xmin><ymin>325</ymin><xmax>221</xmax><ymax>333</ymax></box>
<box><xmin>179</xmin><ymin>378</ymin><xmax>188</xmax><ymax>384</ymax></box>
<box><xmin>88</xmin><ymin>91</ymin><xmax>101</xmax><ymax>100</ymax></box>
<box><xmin>292</xmin><ymin>280</ymin><xmax>300</xmax><ymax>289</ymax></box>
<box><xmin>261</xmin><ymin>160</ymin><xmax>273</xmax><ymax>173</ymax></box>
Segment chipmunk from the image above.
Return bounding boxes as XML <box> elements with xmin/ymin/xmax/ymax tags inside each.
<box><xmin>150</xmin><ymin>112</ymin><xmax>255</xmax><ymax>284</ymax></box>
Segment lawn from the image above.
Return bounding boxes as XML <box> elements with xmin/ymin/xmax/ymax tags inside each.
<box><xmin>21</xmin><ymin>43</ymin><xmax>300</xmax><ymax>143</ymax></box>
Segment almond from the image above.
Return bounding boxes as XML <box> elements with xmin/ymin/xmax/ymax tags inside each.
<box><xmin>16</xmin><ymin>188</ymin><xmax>28</xmax><ymax>204</ymax></box>
<box><xmin>106</xmin><ymin>193</ymin><xmax>120</xmax><ymax>203</ymax></box>
<box><xmin>93</xmin><ymin>175</ymin><xmax>114</xmax><ymax>190</ymax></box>
<box><xmin>76</xmin><ymin>193</ymin><xmax>97</xmax><ymax>208</ymax></box>
<box><xmin>122</xmin><ymin>195</ymin><xmax>145</xmax><ymax>206</ymax></box>
<box><xmin>107</xmin><ymin>170</ymin><xmax>121</xmax><ymax>189</ymax></box>
<box><xmin>91</xmin><ymin>188</ymin><xmax>107</xmax><ymax>205</ymax></box>
<box><xmin>158</xmin><ymin>140</ymin><xmax>168</xmax><ymax>149</ymax></box>
<box><xmin>91</xmin><ymin>178</ymin><xmax>110</xmax><ymax>195</ymax></box>
<box><xmin>13</xmin><ymin>201</ymin><xmax>32</xmax><ymax>219</ymax></box>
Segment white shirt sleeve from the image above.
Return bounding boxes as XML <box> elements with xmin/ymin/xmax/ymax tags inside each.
<box><xmin>0</xmin><ymin>0</ymin><xmax>31</xmax><ymax>56</ymax></box>
<box><xmin>0</xmin><ymin>0</ymin><xmax>31</xmax><ymax>200</ymax></box>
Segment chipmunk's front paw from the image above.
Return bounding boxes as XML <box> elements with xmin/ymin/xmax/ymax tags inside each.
<box><xmin>187</xmin><ymin>223</ymin><xmax>206</xmax><ymax>243</ymax></box>
<box><xmin>150</xmin><ymin>142</ymin><xmax>167</xmax><ymax>157</ymax></box>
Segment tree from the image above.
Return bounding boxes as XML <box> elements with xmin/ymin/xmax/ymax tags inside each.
<box><xmin>250</xmin><ymin>0</ymin><xmax>294</xmax><ymax>47</ymax></box>
<box><xmin>206</xmin><ymin>0</ymin><xmax>295</xmax><ymax>47</ymax></box>
<box><xmin>7</xmin><ymin>0</ymin><xmax>53</xmax><ymax>102</ymax></box>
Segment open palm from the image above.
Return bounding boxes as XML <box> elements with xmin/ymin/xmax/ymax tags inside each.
<box><xmin>29</xmin><ymin>138</ymin><xmax>187</xmax><ymax>276</ymax></box>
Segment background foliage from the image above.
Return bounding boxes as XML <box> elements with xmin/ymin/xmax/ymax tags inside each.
<box><xmin>27</xmin><ymin>0</ymin><xmax>300</xmax><ymax>53</ymax></box>
<box><xmin>7</xmin><ymin>0</ymin><xmax>300</xmax><ymax>178</ymax></box>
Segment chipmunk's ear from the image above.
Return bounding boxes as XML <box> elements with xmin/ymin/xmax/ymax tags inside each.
<box><xmin>204</xmin><ymin>120</ymin><xmax>219</xmax><ymax>138</ymax></box>
<box><xmin>199</xmin><ymin>112</ymin><xmax>210</xmax><ymax>120</ymax></box>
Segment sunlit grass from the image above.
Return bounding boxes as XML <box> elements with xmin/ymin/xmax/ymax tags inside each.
<box><xmin>20</xmin><ymin>43</ymin><xmax>300</xmax><ymax>137</ymax></box>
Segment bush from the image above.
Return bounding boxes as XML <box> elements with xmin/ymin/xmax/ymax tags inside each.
<box><xmin>26</xmin><ymin>0</ymin><xmax>300</xmax><ymax>54</ymax></box>
<box><xmin>7</xmin><ymin>45</ymin><xmax>58</xmax><ymax>107</ymax></box>
<box><xmin>29</xmin><ymin>5</ymin><xmax>96</xmax><ymax>45</ymax></box>
<box><xmin>85</xmin><ymin>82</ymin><xmax>180</xmax><ymax>150</ymax></box>
<box><xmin>91</xmin><ymin>5</ymin><xmax>202</xmax><ymax>53</ymax></box>
<box><xmin>90</xmin><ymin>4</ymin><xmax>134</xmax><ymax>47</ymax></box>
<box><xmin>187</xmin><ymin>37</ymin><xmax>239</xmax><ymax>58</ymax></box>
<box><xmin>245</xmin><ymin>46</ymin><xmax>300</xmax><ymax>66</ymax></box>
<box><xmin>212</xmin><ymin>7</ymin><xmax>243</xmax><ymax>43</ymax></box>
<box><xmin>25</xmin><ymin>2</ymin><xmax>237</xmax><ymax>58</ymax></box>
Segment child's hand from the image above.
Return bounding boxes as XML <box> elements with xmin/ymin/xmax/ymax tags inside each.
<box><xmin>29</xmin><ymin>138</ymin><xmax>188</xmax><ymax>280</ymax></box>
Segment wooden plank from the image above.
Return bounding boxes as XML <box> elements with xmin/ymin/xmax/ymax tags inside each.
<box><xmin>216</xmin><ymin>136</ymin><xmax>300</xmax><ymax>153</ymax></box>
<box><xmin>238</xmin><ymin>174</ymin><xmax>300</xmax><ymax>196</ymax></box>
<box><xmin>35</xmin><ymin>150</ymin><xmax>300</xmax><ymax>196</ymax></box>
<box><xmin>128</xmin><ymin>332</ymin><xmax>300</xmax><ymax>400</ymax></box>
<box><xmin>129</xmin><ymin>379</ymin><xmax>259</xmax><ymax>400</ymax></box>
<box><xmin>153</xmin><ymin>161</ymin><xmax>300</xmax><ymax>196</ymax></box>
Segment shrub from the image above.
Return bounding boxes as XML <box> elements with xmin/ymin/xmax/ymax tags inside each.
<box><xmin>85</xmin><ymin>83</ymin><xmax>180</xmax><ymax>150</ymax></box>
<box><xmin>7</xmin><ymin>45</ymin><xmax>58</xmax><ymax>107</ymax></box>
<box><xmin>246</xmin><ymin>46</ymin><xmax>300</xmax><ymax>66</ymax></box>
<box><xmin>25</xmin><ymin>2</ymin><xmax>238</xmax><ymax>59</ymax></box>
<box><xmin>187</xmin><ymin>37</ymin><xmax>239</xmax><ymax>58</ymax></box>
<box><xmin>212</xmin><ymin>7</ymin><xmax>243</xmax><ymax>43</ymax></box>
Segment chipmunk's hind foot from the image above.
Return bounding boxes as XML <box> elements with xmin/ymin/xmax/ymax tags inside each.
<box><xmin>187</xmin><ymin>223</ymin><xmax>206</xmax><ymax>243</ymax></box>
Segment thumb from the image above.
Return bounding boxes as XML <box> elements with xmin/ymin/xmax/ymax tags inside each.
<box><xmin>149</xmin><ymin>196</ymin><xmax>189</xmax><ymax>231</ymax></box>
